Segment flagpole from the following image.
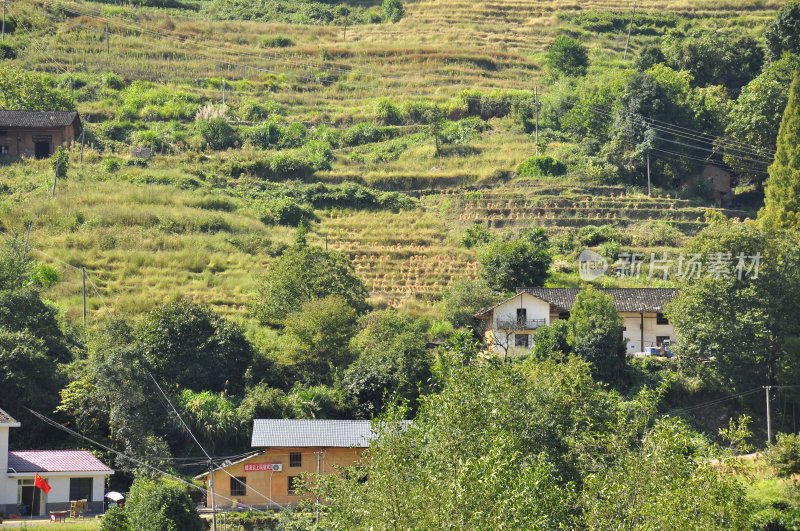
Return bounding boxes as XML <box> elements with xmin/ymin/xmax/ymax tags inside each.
<box><xmin>30</xmin><ymin>478</ymin><xmax>36</xmax><ymax>520</ymax></box>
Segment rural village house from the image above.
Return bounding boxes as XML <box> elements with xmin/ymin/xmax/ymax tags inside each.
<box><xmin>197</xmin><ymin>419</ymin><xmax>379</xmax><ymax>508</ymax></box>
<box><xmin>0</xmin><ymin>110</ymin><xmax>81</xmax><ymax>159</ymax></box>
<box><xmin>0</xmin><ymin>408</ymin><xmax>113</xmax><ymax>517</ymax></box>
<box><xmin>475</xmin><ymin>288</ymin><xmax>678</xmax><ymax>356</ymax></box>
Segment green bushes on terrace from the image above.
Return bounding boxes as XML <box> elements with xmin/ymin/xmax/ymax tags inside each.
<box><xmin>517</xmin><ymin>155</ymin><xmax>567</xmax><ymax>178</ymax></box>
<box><xmin>206</xmin><ymin>0</ymin><xmax>394</xmax><ymax>25</ymax></box>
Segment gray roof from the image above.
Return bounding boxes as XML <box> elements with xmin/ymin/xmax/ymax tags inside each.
<box><xmin>476</xmin><ymin>288</ymin><xmax>678</xmax><ymax>317</ymax></box>
<box><xmin>0</xmin><ymin>407</ymin><xmax>18</xmax><ymax>425</ymax></box>
<box><xmin>0</xmin><ymin>110</ymin><xmax>80</xmax><ymax>129</ymax></box>
<box><xmin>251</xmin><ymin>420</ymin><xmax>376</xmax><ymax>448</ymax></box>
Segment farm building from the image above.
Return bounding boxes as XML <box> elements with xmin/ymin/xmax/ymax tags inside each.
<box><xmin>0</xmin><ymin>408</ymin><xmax>113</xmax><ymax>518</ymax></box>
<box><xmin>0</xmin><ymin>110</ymin><xmax>81</xmax><ymax>159</ymax></box>
<box><xmin>197</xmin><ymin>419</ymin><xmax>379</xmax><ymax>508</ymax></box>
<box><xmin>475</xmin><ymin>288</ymin><xmax>678</xmax><ymax>356</ymax></box>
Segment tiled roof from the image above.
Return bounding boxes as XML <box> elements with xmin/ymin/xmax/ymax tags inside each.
<box><xmin>0</xmin><ymin>407</ymin><xmax>18</xmax><ymax>425</ymax></box>
<box><xmin>252</xmin><ymin>420</ymin><xmax>376</xmax><ymax>448</ymax></box>
<box><xmin>476</xmin><ymin>288</ymin><xmax>679</xmax><ymax>317</ymax></box>
<box><xmin>0</xmin><ymin>110</ymin><xmax>79</xmax><ymax>128</ymax></box>
<box><xmin>8</xmin><ymin>450</ymin><xmax>113</xmax><ymax>473</ymax></box>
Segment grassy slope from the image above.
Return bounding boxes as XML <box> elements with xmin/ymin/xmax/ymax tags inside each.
<box><xmin>0</xmin><ymin>0</ymin><xmax>779</xmax><ymax>319</ymax></box>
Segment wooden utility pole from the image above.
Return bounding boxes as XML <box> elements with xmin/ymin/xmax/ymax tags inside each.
<box><xmin>222</xmin><ymin>79</ymin><xmax>226</xmax><ymax>106</ymax></box>
<box><xmin>79</xmin><ymin>128</ymin><xmax>85</xmax><ymax>163</ymax></box>
<box><xmin>81</xmin><ymin>267</ymin><xmax>87</xmax><ymax>329</ymax></box>
<box><xmin>646</xmin><ymin>151</ymin><xmax>651</xmax><ymax>196</ymax></box>
<box><xmin>343</xmin><ymin>10</ymin><xmax>348</xmax><ymax>41</ymax></box>
<box><xmin>765</xmin><ymin>385</ymin><xmax>773</xmax><ymax>444</ymax></box>
<box><xmin>623</xmin><ymin>2</ymin><xmax>636</xmax><ymax>60</ymax></box>
<box><xmin>534</xmin><ymin>86</ymin><xmax>540</xmax><ymax>151</ymax></box>
<box><xmin>2</xmin><ymin>0</ymin><xmax>7</xmax><ymax>42</ymax></box>
<box><xmin>209</xmin><ymin>462</ymin><xmax>218</xmax><ymax>531</ymax></box>
<box><xmin>51</xmin><ymin>171</ymin><xmax>57</xmax><ymax>198</ymax></box>
<box><xmin>105</xmin><ymin>23</ymin><xmax>110</xmax><ymax>54</ymax></box>
<box><xmin>23</xmin><ymin>221</ymin><xmax>32</xmax><ymax>258</ymax></box>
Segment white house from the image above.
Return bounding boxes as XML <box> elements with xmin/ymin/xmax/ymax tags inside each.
<box><xmin>475</xmin><ymin>288</ymin><xmax>678</xmax><ymax>356</ymax></box>
<box><xmin>0</xmin><ymin>408</ymin><xmax>113</xmax><ymax>517</ymax></box>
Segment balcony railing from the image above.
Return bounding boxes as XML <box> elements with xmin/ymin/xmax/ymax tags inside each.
<box><xmin>496</xmin><ymin>318</ymin><xmax>547</xmax><ymax>330</ymax></box>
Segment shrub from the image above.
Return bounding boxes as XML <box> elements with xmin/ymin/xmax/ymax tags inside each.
<box><xmin>101</xmin><ymin>72</ymin><xmax>125</xmax><ymax>90</ymax></box>
<box><xmin>459</xmin><ymin>89</ymin><xmax>535</xmax><ymax>120</ymax></box>
<box><xmin>383</xmin><ymin>0</ymin><xmax>404</xmax><ymax>22</ymax></box>
<box><xmin>375</xmin><ymin>97</ymin><xmax>404</xmax><ymax>125</ymax></box>
<box><xmin>546</xmin><ymin>35</ymin><xmax>589</xmax><ymax>77</ymax></box>
<box><xmin>196</xmin><ymin>118</ymin><xmax>238</xmax><ymax>150</ymax></box>
<box><xmin>259</xmin><ymin>35</ymin><xmax>294</xmax><ymax>48</ymax></box>
<box><xmin>125</xmin><ymin>477</ymin><xmax>203</xmax><ymax>531</ymax></box>
<box><xmin>460</xmin><ymin>223</ymin><xmax>494</xmax><ymax>248</ymax></box>
<box><xmin>517</xmin><ymin>155</ymin><xmax>567</xmax><ymax>177</ymax></box>
<box><xmin>577</xmin><ymin>225</ymin><xmax>620</xmax><ymax>246</ymax></box>
<box><xmin>261</xmin><ymin>197</ymin><xmax>317</xmax><ymax>226</ymax></box>
<box><xmin>439</xmin><ymin>117</ymin><xmax>487</xmax><ymax>145</ymax></box>
<box><xmin>99</xmin><ymin>506</ymin><xmax>128</xmax><ymax>531</ymax></box>
<box><xmin>341</xmin><ymin>123</ymin><xmax>395</xmax><ymax>146</ymax></box>
<box><xmin>766</xmin><ymin>433</ymin><xmax>800</xmax><ymax>477</ymax></box>
<box><xmin>102</xmin><ymin>157</ymin><xmax>122</xmax><ymax>173</ymax></box>
<box><xmin>237</xmin><ymin>99</ymin><xmax>281</xmax><ymax>121</ymax></box>
<box><xmin>627</xmin><ymin>220</ymin><xmax>683</xmax><ymax>247</ymax></box>
<box><xmin>0</xmin><ymin>43</ymin><xmax>16</xmax><ymax>60</ymax></box>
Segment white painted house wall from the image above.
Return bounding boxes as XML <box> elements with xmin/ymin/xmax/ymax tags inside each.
<box><xmin>0</xmin><ymin>425</ymin><xmax>16</xmax><ymax>507</ymax></box>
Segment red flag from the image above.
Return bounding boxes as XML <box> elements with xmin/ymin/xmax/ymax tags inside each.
<box><xmin>34</xmin><ymin>473</ymin><xmax>51</xmax><ymax>494</ymax></box>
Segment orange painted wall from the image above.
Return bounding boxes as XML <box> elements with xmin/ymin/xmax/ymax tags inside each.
<box><xmin>203</xmin><ymin>447</ymin><xmax>365</xmax><ymax>507</ymax></box>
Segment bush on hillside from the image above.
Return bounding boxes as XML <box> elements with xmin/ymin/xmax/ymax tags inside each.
<box><xmin>517</xmin><ymin>155</ymin><xmax>567</xmax><ymax>178</ymax></box>
<box><xmin>341</xmin><ymin>123</ymin><xmax>396</xmax><ymax>146</ymax></box>
<box><xmin>460</xmin><ymin>223</ymin><xmax>494</xmax><ymax>248</ymax></box>
<box><xmin>196</xmin><ymin>118</ymin><xmax>239</xmax><ymax>150</ymax></box>
<box><xmin>375</xmin><ymin>98</ymin><xmax>404</xmax><ymax>125</ymax></box>
<box><xmin>261</xmin><ymin>197</ymin><xmax>318</xmax><ymax>226</ymax></box>
<box><xmin>577</xmin><ymin>224</ymin><xmax>621</xmax><ymax>246</ymax></box>
<box><xmin>383</xmin><ymin>0</ymin><xmax>404</xmax><ymax>22</ymax></box>
<box><xmin>259</xmin><ymin>35</ymin><xmax>294</xmax><ymax>48</ymax></box>
<box><xmin>546</xmin><ymin>35</ymin><xmax>589</xmax><ymax>77</ymax></box>
<box><xmin>0</xmin><ymin>43</ymin><xmax>16</xmax><ymax>60</ymax></box>
<box><xmin>766</xmin><ymin>433</ymin><xmax>800</xmax><ymax>477</ymax></box>
<box><xmin>124</xmin><ymin>477</ymin><xmax>203</xmax><ymax>531</ymax></box>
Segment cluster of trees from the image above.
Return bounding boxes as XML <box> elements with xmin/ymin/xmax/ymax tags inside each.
<box><xmin>206</xmin><ymin>0</ymin><xmax>405</xmax><ymax>25</ymax></box>
<box><xmin>539</xmin><ymin>2</ymin><xmax>800</xmax><ymax>193</ymax></box>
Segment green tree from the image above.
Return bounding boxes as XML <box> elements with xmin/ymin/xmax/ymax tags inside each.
<box><xmin>0</xmin><ymin>67</ymin><xmax>74</xmax><ymax>110</ymax></box>
<box><xmin>546</xmin><ymin>35</ymin><xmax>589</xmax><ymax>77</ymax></box>
<box><xmin>125</xmin><ymin>477</ymin><xmax>203</xmax><ymax>531</ymax></box>
<box><xmin>280</xmin><ymin>295</ymin><xmax>358</xmax><ymax>385</ymax></box>
<box><xmin>340</xmin><ymin>310</ymin><xmax>430</xmax><ymax>417</ymax></box>
<box><xmin>478</xmin><ymin>230</ymin><xmax>551</xmax><ymax>293</ymax></box>
<box><xmin>530</xmin><ymin>319</ymin><xmax>570</xmax><ymax>361</ymax></box>
<box><xmin>668</xmin><ymin>219</ymin><xmax>800</xmax><ymax>392</ymax></box>
<box><xmin>177</xmin><ymin>389</ymin><xmax>242</xmax><ymax>453</ymax></box>
<box><xmin>662</xmin><ymin>30</ymin><xmax>763</xmax><ymax>89</ymax></box>
<box><xmin>765</xmin><ymin>1</ymin><xmax>800</xmax><ymax>61</ymax></box>
<box><xmin>382</xmin><ymin>0</ymin><xmax>404</xmax><ymax>23</ymax></box>
<box><xmin>252</xmin><ymin>244</ymin><xmax>369</xmax><ymax>325</ymax></box>
<box><xmin>439</xmin><ymin>278</ymin><xmax>498</xmax><ymax>333</ymax></box>
<box><xmin>761</xmin><ymin>74</ymin><xmax>800</xmax><ymax>230</ymax></box>
<box><xmin>567</xmin><ymin>288</ymin><xmax>625</xmax><ymax>382</ymax></box>
<box><xmin>136</xmin><ymin>300</ymin><xmax>253</xmax><ymax>394</ymax></box>
<box><xmin>724</xmin><ymin>54</ymin><xmax>800</xmax><ymax>185</ymax></box>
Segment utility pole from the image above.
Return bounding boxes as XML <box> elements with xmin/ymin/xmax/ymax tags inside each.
<box><xmin>222</xmin><ymin>79</ymin><xmax>226</xmax><ymax>106</ymax></box>
<box><xmin>765</xmin><ymin>385</ymin><xmax>773</xmax><ymax>445</ymax></box>
<box><xmin>52</xmin><ymin>170</ymin><xmax>57</xmax><ymax>198</ymax></box>
<box><xmin>79</xmin><ymin>128</ymin><xmax>85</xmax><ymax>163</ymax></box>
<box><xmin>2</xmin><ymin>0</ymin><xmax>6</xmax><ymax>42</ymax></box>
<box><xmin>23</xmin><ymin>221</ymin><xmax>32</xmax><ymax>258</ymax></box>
<box><xmin>623</xmin><ymin>2</ymin><xmax>636</xmax><ymax>60</ymax></box>
<box><xmin>343</xmin><ymin>9</ymin><xmax>348</xmax><ymax>41</ymax></box>
<box><xmin>315</xmin><ymin>451</ymin><xmax>322</xmax><ymax>524</ymax></box>
<box><xmin>646</xmin><ymin>151</ymin><xmax>651</xmax><ymax>196</ymax></box>
<box><xmin>209</xmin><ymin>462</ymin><xmax>218</xmax><ymax>531</ymax></box>
<box><xmin>105</xmin><ymin>23</ymin><xmax>110</xmax><ymax>54</ymax></box>
<box><xmin>534</xmin><ymin>86</ymin><xmax>540</xmax><ymax>152</ymax></box>
<box><xmin>81</xmin><ymin>267</ymin><xmax>87</xmax><ymax>329</ymax></box>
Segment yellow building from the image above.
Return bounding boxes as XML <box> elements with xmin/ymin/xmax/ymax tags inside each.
<box><xmin>197</xmin><ymin>420</ymin><xmax>373</xmax><ymax>508</ymax></box>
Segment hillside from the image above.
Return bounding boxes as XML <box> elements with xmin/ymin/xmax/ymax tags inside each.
<box><xmin>0</xmin><ymin>0</ymin><xmax>781</xmax><ymax>319</ymax></box>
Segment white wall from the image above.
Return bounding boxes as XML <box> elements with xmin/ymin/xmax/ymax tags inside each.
<box><xmin>492</xmin><ymin>293</ymin><xmax>551</xmax><ymax>328</ymax></box>
<box><xmin>621</xmin><ymin>312</ymin><xmax>675</xmax><ymax>353</ymax></box>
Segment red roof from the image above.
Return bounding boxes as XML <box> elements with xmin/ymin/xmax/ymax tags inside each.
<box><xmin>8</xmin><ymin>450</ymin><xmax>113</xmax><ymax>473</ymax></box>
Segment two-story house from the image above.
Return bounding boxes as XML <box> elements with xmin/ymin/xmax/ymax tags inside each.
<box><xmin>475</xmin><ymin>288</ymin><xmax>678</xmax><ymax>356</ymax></box>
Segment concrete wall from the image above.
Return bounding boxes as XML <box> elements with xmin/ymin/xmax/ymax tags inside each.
<box><xmin>0</xmin><ymin>126</ymin><xmax>75</xmax><ymax>158</ymax></box>
<box><xmin>204</xmin><ymin>447</ymin><xmax>365</xmax><ymax>507</ymax></box>
<box><xmin>485</xmin><ymin>293</ymin><xmax>552</xmax><ymax>353</ymax></box>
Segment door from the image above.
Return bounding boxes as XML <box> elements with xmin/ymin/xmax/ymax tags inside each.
<box><xmin>516</xmin><ymin>308</ymin><xmax>527</xmax><ymax>327</ymax></box>
<box><xmin>20</xmin><ymin>486</ymin><xmax>42</xmax><ymax>516</ymax></box>
<box><xmin>34</xmin><ymin>141</ymin><xmax>51</xmax><ymax>159</ymax></box>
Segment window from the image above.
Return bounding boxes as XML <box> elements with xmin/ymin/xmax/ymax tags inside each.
<box><xmin>514</xmin><ymin>334</ymin><xmax>530</xmax><ymax>348</ymax></box>
<box><xmin>288</xmin><ymin>476</ymin><xmax>301</xmax><ymax>495</ymax></box>
<box><xmin>0</xmin><ymin>146</ymin><xmax>8</xmax><ymax>155</ymax></box>
<box><xmin>656</xmin><ymin>313</ymin><xmax>669</xmax><ymax>325</ymax></box>
<box><xmin>230</xmin><ymin>476</ymin><xmax>246</xmax><ymax>497</ymax></box>
<box><xmin>558</xmin><ymin>311</ymin><xmax>570</xmax><ymax>320</ymax></box>
<box><xmin>516</xmin><ymin>308</ymin><xmax>527</xmax><ymax>326</ymax></box>
<box><xmin>69</xmin><ymin>478</ymin><xmax>93</xmax><ymax>501</ymax></box>
<box><xmin>289</xmin><ymin>452</ymin><xmax>302</xmax><ymax>467</ymax></box>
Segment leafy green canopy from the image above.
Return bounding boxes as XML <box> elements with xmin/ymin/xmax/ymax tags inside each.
<box><xmin>0</xmin><ymin>67</ymin><xmax>74</xmax><ymax>111</ymax></box>
<box><xmin>546</xmin><ymin>35</ymin><xmax>589</xmax><ymax>77</ymax></box>
<box><xmin>120</xmin><ymin>477</ymin><xmax>204</xmax><ymax>531</ymax></box>
<box><xmin>765</xmin><ymin>0</ymin><xmax>800</xmax><ymax>61</ymax></box>
<box><xmin>567</xmin><ymin>288</ymin><xmax>626</xmax><ymax>383</ymax></box>
<box><xmin>316</xmin><ymin>358</ymin><xmax>749</xmax><ymax>529</ymax></box>
<box><xmin>252</xmin><ymin>244</ymin><xmax>369</xmax><ymax>325</ymax></box>
<box><xmin>478</xmin><ymin>228</ymin><xmax>551</xmax><ymax>293</ymax></box>
<box><xmin>761</xmin><ymin>74</ymin><xmax>800</xmax><ymax>230</ymax></box>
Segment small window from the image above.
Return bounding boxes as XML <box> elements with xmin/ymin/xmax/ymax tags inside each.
<box><xmin>289</xmin><ymin>452</ymin><xmax>302</xmax><ymax>467</ymax></box>
<box><xmin>514</xmin><ymin>334</ymin><xmax>530</xmax><ymax>348</ymax></box>
<box><xmin>230</xmin><ymin>476</ymin><xmax>246</xmax><ymax>497</ymax></box>
<box><xmin>656</xmin><ymin>313</ymin><xmax>669</xmax><ymax>325</ymax></box>
<box><xmin>288</xmin><ymin>476</ymin><xmax>301</xmax><ymax>495</ymax></box>
<box><xmin>69</xmin><ymin>478</ymin><xmax>93</xmax><ymax>501</ymax></box>
<box><xmin>558</xmin><ymin>311</ymin><xmax>570</xmax><ymax>320</ymax></box>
